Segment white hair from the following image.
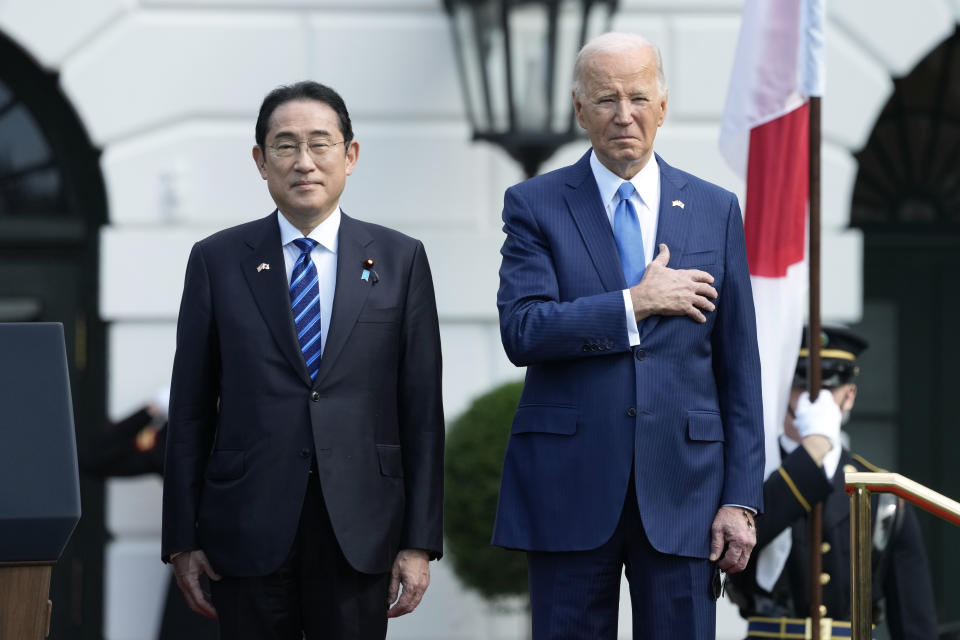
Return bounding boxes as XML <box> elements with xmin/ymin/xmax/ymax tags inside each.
<box><xmin>572</xmin><ymin>32</ymin><xmax>668</xmax><ymax>98</ymax></box>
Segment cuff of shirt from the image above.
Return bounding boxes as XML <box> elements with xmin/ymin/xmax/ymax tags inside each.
<box><xmin>723</xmin><ymin>504</ymin><xmax>757</xmax><ymax>515</ymax></box>
<box><xmin>622</xmin><ymin>289</ymin><xmax>640</xmax><ymax>346</ymax></box>
<box><xmin>822</xmin><ymin>443</ymin><xmax>842</xmax><ymax>482</ymax></box>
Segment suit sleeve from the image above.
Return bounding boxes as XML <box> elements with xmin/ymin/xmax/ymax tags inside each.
<box><xmin>397</xmin><ymin>241</ymin><xmax>445</xmax><ymax>559</ymax></box>
<box><xmin>883</xmin><ymin>505</ymin><xmax>939</xmax><ymax>640</ymax></box>
<box><xmin>161</xmin><ymin>242</ymin><xmax>220</xmax><ymax>562</ymax></box>
<box><xmin>710</xmin><ymin>196</ymin><xmax>766</xmax><ymax>511</ymax></box>
<box><xmin>497</xmin><ymin>185</ymin><xmax>631</xmax><ymax>367</ymax></box>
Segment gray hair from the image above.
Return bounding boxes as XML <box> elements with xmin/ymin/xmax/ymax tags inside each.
<box><xmin>572</xmin><ymin>32</ymin><xmax>668</xmax><ymax>98</ymax></box>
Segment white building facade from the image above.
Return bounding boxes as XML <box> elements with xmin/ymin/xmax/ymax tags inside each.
<box><xmin>1</xmin><ymin>0</ymin><xmax>956</xmax><ymax>638</ymax></box>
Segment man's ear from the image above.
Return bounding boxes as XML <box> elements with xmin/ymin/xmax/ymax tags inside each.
<box><xmin>344</xmin><ymin>139</ymin><xmax>359</xmax><ymax>176</ymax></box>
<box><xmin>839</xmin><ymin>384</ymin><xmax>858</xmax><ymax>413</ymax></box>
<box><xmin>572</xmin><ymin>90</ymin><xmax>586</xmax><ymax>129</ymax></box>
<box><xmin>252</xmin><ymin>145</ymin><xmax>268</xmax><ymax>179</ymax></box>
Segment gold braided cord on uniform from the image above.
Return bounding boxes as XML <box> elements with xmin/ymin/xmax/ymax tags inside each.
<box><xmin>798</xmin><ymin>348</ymin><xmax>856</xmax><ymax>360</ymax></box>
<box><xmin>851</xmin><ymin>453</ymin><xmax>886</xmax><ymax>473</ymax></box>
<box><xmin>777</xmin><ymin>466</ymin><xmax>811</xmax><ymax>512</ymax></box>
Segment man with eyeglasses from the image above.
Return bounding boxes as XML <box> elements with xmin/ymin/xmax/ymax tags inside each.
<box><xmin>161</xmin><ymin>81</ymin><xmax>445</xmax><ymax>640</ymax></box>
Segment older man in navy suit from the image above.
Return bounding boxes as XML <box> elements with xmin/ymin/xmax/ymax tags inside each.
<box><xmin>161</xmin><ymin>82</ymin><xmax>444</xmax><ymax>640</ymax></box>
<box><xmin>494</xmin><ymin>33</ymin><xmax>765</xmax><ymax>639</ymax></box>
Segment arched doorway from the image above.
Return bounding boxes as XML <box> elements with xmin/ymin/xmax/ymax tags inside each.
<box><xmin>850</xmin><ymin>26</ymin><xmax>960</xmax><ymax>626</ymax></box>
<box><xmin>0</xmin><ymin>31</ymin><xmax>107</xmax><ymax>639</ymax></box>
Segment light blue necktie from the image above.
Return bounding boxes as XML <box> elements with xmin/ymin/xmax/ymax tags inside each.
<box><xmin>614</xmin><ymin>181</ymin><xmax>646</xmax><ymax>286</ymax></box>
<box><xmin>290</xmin><ymin>238</ymin><xmax>322</xmax><ymax>380</ymax></box>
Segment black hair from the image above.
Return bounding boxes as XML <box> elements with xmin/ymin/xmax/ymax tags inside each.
<box><xmin>255</xmin><ymin>81</ymin><xmax>354</xmax><ymax>149</ymax></box>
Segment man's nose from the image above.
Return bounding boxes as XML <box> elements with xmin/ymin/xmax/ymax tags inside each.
<box><xmin>292</xmin><ymin>144</ymin><xmax>316</xmax><ymax>170</ymax></box>
<box><xmin>614</xmin><ymin>99</ymin><xmax>633</xmax><ymax>123</ymax></box>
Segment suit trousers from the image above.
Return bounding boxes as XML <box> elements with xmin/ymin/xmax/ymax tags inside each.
<box><xmin>210</xmin><ymin>471</ymin><xmax>390</xmax><ymax>640</ymax></box>
<box><xmin>526</xmin><ymin>478</ymin><xmax>716</xmax><ymax>640</ymax></box>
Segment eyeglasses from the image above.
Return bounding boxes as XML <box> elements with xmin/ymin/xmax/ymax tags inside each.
<box><xmin>267</xmin><ymin>139</ymin><xmax>346</xmax><ymax>160</ymax></box>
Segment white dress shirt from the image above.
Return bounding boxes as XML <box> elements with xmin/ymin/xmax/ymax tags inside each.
<box><xmin>278</xmin><ymin>207</ymin><xmax>340</xmax><ymax>357</ymax></box>
<box><xmin>589</xmin><ymin>150</ymin><xmax>660</xmax><ymax>346</ymax></box>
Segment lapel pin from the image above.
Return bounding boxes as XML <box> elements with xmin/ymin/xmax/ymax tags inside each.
<box><xmin>361</xmin><ymin>258</ymin><xmax>379</xmax><ymax>283</ymax></box>
<box><xmin>256</xmin><ymin>262</ymin><xmax>270</xmax><ymax>272</ymax></box>
<box><xmin>672</xmin><ymin>200</ymin><xmax>685</xmax><ymax>209</ymax></box>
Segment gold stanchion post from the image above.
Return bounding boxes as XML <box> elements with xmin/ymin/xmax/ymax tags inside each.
<box><xmin>849</xmin><ymin>485</ymin><xmax>872</xmax><ymax>640</ymax></box>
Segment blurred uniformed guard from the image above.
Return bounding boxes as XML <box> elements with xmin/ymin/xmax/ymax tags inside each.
<box><xmin>726</xmin><ymin>326</ymin><xmax>938</xmax><ymax>639</ymax></box>
<box><xmin>80</xmin><ymin>390</ymin><xmax>217</xmax><ymax>640</ymax></box>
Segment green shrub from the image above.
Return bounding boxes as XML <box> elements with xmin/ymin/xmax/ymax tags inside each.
<box><xmin>445</xmin><ymin>381</ymin><xmax>528</xmax><ymax>600</ymax></box>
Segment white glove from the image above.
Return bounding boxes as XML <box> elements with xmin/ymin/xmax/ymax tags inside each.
<box><xmin>793</xmin><ymin>390</ymin><xmax>841</xmax><ymax>451</ymax></box>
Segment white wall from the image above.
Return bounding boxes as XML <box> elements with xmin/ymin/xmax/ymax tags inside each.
<box><xmin>2</xmin><ymin>0</ymin><xmax>958</xmax><ymax>638</ymax></box>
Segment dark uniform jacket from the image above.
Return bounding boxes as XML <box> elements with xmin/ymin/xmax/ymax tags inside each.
<box><xmin>727</xmin><ymin>446</ymin><xmax>938</xmax><ymax>639</ymax></box>
<box><xmin>80</xmin><ymin>408</ymin><xmax>218</xmax><ymax>640</ymax></box>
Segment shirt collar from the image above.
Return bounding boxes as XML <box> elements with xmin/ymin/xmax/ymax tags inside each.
<box><xmin>277</xmin><ymin>207</ymin><xmax>341</xmax><ymax>253</ymax></box>
<box><xmin>589</xmin><ymin>150</ymin><xmax>660</xmax><ymax>211</ymax></box>
<box><xmin>779</xmin><ymin>433</ymin><xmax>801</xmax><ymax>455</ymax></box>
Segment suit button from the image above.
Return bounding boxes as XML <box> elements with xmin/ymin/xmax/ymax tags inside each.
<box><xmin>300</xmin><ymin>448</ymin><xmax>311</xmax><ymax>458</ymax></box>
<box><xmin>635</xmin><ymin>349</ymin><xmax>646</xmax><ymax>361</ymax></box>
<box><xmin>311</xmin><ymin>391</ymin><xmax>320</xmax><ymax>402</ymax></box>
<box><xmin>820</xmin><ymin>572</ymin><xmax>830</xmax><ymax>585</ymax></box>
<box><xmin>821</xmin><ymin>542</ymin><xmax>831</xmax><ymax>554</ymax></box>
<box><xmin>627</xmin><ymin>407</ymin><xmax>637</xmax><ymax>417</ymax></box>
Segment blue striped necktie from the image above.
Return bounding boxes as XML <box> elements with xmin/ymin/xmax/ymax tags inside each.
<box><xmin>613</xmin><ymin>181</ymin><xmax>646</xmax><ymax>286</ymax></box>
<box><xmin>290</xmin><ymin>238</ymin><xmax>322</xmax><ymax>380</ymax></box>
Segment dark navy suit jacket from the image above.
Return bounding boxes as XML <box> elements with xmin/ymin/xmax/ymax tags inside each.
<box><xmin>161</xmin><ymin>211</ymin><xmax>444</xmax><ymax>577</ymax></box>
<box><xmin>493</xmin><ymin>150</ymin><xmax>764</xmax><ymax>559</ymax></box>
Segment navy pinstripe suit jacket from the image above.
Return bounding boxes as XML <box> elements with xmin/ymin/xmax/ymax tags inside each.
<box><xmin>493</xmin><ymin>150</ymin><xmax>764</xmax><ymax>559</ymax></box>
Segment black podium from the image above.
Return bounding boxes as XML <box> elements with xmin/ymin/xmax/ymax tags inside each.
<box><xmin>0</xmin><ymin>323</ymin><xmax>81</xmax><ymax>639</ymax></box>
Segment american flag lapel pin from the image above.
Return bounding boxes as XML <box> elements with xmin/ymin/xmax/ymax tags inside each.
<box><xmin>256</xmin><ymin>262</ymin><xmax>270</xmax><ymax>272</ymax></box>
<box><xmin>672</xmin><ymin>200</ymin><xmax>685</xmax><ymax>210</ymax></box>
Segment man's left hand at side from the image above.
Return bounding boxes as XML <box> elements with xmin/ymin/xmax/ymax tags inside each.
<box><xmin>709</xmin><ymin>506</ymin><xmax>756</xmax><ymax>573</ymax></box>
<box><xmin>386</xmin><ymin>549</ymin><xmax>430</xmax><ymax>618</ymax></box>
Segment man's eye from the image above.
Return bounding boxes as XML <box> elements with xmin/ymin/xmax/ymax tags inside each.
<box><xmin>276</xmin><ymin>144</ymin><xmax>296</xmax><ymax>151</ymax></box>
<box><xmin>310</xmin><ymin>144</ymin><xmax>329</xmax><ymax>152</ymax></box>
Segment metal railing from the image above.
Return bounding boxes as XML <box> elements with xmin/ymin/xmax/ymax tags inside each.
<box><xmin>845</xmin><ymin>471</ymin><xmax>960</xmax><ymax>640</ymax></box>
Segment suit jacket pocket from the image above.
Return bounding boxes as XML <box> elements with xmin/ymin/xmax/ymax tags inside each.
<box><xmin>687</xmin><ymin>411</ymin><xmax>725</xmax><ymax>442</ymax></box>
<box><xmin>377</xmin><ymin>444</ymin><xmax>404</xmax><ymax>477</ymax></box>
<box><xmin>511</xmin><ymin>405</ymin><xmax>578</xmax><ymax>436</ymax></box>
<box><xmin>358</xmin><ymin>308</ymin><xmax>399</xmax><ymax>324</ymax></box>
<box><xmin>674</xmin><ymin>249</ymin><xmax>717</xmax><ymax>269</ymax></box>
<box><xmin>206</xmin><ymin>449</ymin><xmax>244</xmax><ymax>481</ymax></box>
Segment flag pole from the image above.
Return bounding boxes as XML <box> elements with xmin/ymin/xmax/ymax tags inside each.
<box><xmin>807</xmin><ymin>94</ymin><xmax>824</xmax><ymax>640</ymax></box>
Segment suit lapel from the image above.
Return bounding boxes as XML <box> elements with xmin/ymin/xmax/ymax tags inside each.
<box><xmin>241</xmin><ymin>211</ymin><xmax>311</xmax><ymax>385</ymax></box>
<box><xmin>641</xmin><ymin>155</ymin><xmax>692</xmax><ymax>339</ymax></box>
<box><xmin>311</xmin><ymin>213</ymin><xmax>374</xmax><ymax>388</ymax></box>
<box><xmin>563</xmin><ymin>151</ymin><xmax>627</xmax><ymax>293</ymax></box>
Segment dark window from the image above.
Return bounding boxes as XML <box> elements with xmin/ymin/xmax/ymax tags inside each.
<box><xmin>0</xmin><ymin>81</ymin><xmax>67</xmax><ymax>215</ymax></box>
<box><xmin>852</xmin><ymin>29</ymin><xmax>960</xmax><ymax>228</ymax></box>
